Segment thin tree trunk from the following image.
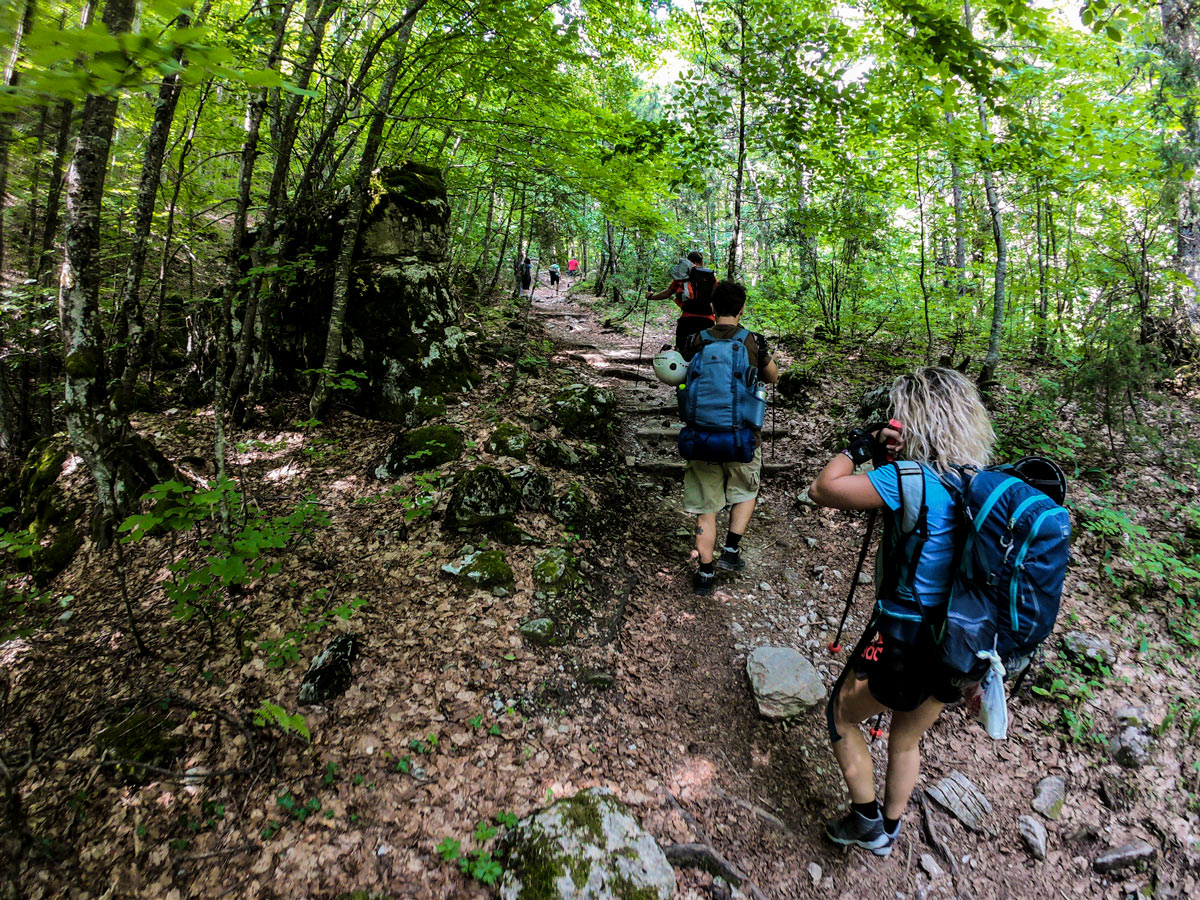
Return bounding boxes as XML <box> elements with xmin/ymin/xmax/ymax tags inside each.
<box><xmin>727</xmin><ymin>11</ymin><xmax>747</xmax><ymax>281</ymax></box>
<box><xmin>58</xmin><ymin>0</ymin><xmax>170</xmax><ymax>530</ymax></box>
<box><xmin>966</xmin><ymin>1</ymin><xmax>1007</xmax><ymax>386</ymax></box>
<box><xmin>229</xmin><ymin>0</ymin><xmax>337</xmax><ymax>402</ymax></box>
<box><xmin>1162</xmin><ymin>0</ymin><xmax>1200</xmax><ymax>325</ymax></box>
<box><xmin>916</xmin><ymin>151</ymin><xmax>932</xmax><ymax>364</ymax></box>
<box><xmin>113</xmin><ymin>4</ymin><xmax>208</xmax><ymax>407</ymax></box>
<box><xmin>0</xmin><ymin>0</ymin><xmax>36</xmax><ymax>278</ymax></box>
<box><xmin>310</xmin><ymin>0</ymin><xmax>426</xmax><ymax>417</ymax></box>
<box><xmin>946</xmin><ymin>110</ymin><xmax>967</xmax><ymax>303</ymax></box>
<box><xmin>1035</xmin><ymin>182</ymin><xmax>1049</xmax><ymax>357</ymax></box>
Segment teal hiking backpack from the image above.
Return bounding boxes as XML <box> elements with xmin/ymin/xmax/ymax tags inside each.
<box><xmin>875</xmin><ymin>459</ymin><xmax>1071</xmax><ymax>681</ymax></box>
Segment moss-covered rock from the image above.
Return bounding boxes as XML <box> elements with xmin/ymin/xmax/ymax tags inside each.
<box><xmin>95</xmin><ymin>711</ymin><xmax>184</xmax><ymax>782</ymax></box>
<box><xmin>551</xmin><ymin>483</ymin><xmax>596</xmax><ymax>536</ymax></box>
<box><xmin>375</xmin><ymin>424</ymin><xmax>464</xmax><ymax>479</ymax></box>
<box><xmin>499</xmin><ymin>788</ymin><xmax>676</xmax><ymax>900</ymax></box>
<box><xmin>511</xmin><ymin>466</ymin><xmax>554</xmax><ymax>511</ymax></box>
<box><xmin>535</xmin><ymin>440</ymin><xmax>582</xmax><ymax>470</ymax></box>
<box><xmin>441</xmin><ymin>547</ymin><xmax>515</xmax><ymax>589</ymax></box>
<box><xmin>386</xmin><ymin>387</ymin><xmax>446</xmax><ymax>427</ymax></box>
<box><xmin>532</xmin><ymin>548</ymin><xmax>579</xmax><ymax>593</ymax></box>
<box><xmin>552</xmin><ymin>385</ymin><xmax>618</xmax><ymax>438</ymax></box>
<box><xmin>15</xmin><ymin>437</ymin><xmax>85</xmax><ymax>585</ymax></box>
<box><xmin>520</xmin><ymin>617</ymin><xmax>558</xmax><ymax>647</ymax></box>
<box><xmin>487</xmin><ymin>423</ymin><xmax>531</xmax><ymax>460</ymax></box>
<box><xmin>444</xmin><ymin>466</ymin><xmax>521</xmax><ymax>530</ymax></box>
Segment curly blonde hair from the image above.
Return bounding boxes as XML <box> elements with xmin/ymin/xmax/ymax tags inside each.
<box><xmin>889</xmin><ymin>367</ymin><xmax>994</xmax><ymax>470</ymax></box>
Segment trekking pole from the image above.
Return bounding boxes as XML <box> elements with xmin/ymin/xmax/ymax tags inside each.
<box><xmin>637</xmin><ymin>284</ymin><xmax>651</xmax><ymax>375</ymax></box>
<box><xmin>830</xmin><ymin>508</ymin><xmax>877</xmax><ymax>653</ymax></box>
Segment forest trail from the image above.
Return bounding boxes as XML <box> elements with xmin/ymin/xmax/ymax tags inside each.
<box><xmin>518</xmin><ymin>272</ymin><xmax>1127</xmax><ymax>900</ymax></box>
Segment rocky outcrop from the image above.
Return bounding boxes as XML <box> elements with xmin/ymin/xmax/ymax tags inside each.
<box><xmin>273</xmin><ymin>162</ymin><xmax>474</xmax><ymax>420</ymax></box>
<box><xmin>14</xmin><ymin>437</ymin><xmax>85</xmax><ymax>584</ymax></box>
<box><xmin>552</xmin><ymin>385</ymin><xmax>618</xmax><ymax>438</ymax></box>
<box><xmin>499</xmin><ymin>788</ymin><xmax>675</xmax><ymax>900</ymax></box>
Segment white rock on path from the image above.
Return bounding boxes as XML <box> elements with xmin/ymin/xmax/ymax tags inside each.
<box><xmin>745</xmin><ymin>646</ymin><xmax>825</xmax><ymax>719</ymax></box>
<box><xmin>499</xmin><ymin>788</ymin><xmax>675</xmax><ymax>900</ymax></box>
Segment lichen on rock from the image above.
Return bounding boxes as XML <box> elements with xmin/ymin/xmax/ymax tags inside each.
<box><xmin>441</xmin><ymin>547</ymin><xmax>515</xmax><ymax>589</ymax></box>
<box><xmin>444</xmin><ymin>466</ymin><xmax>521</xmax><ymax>530</ymax></box>
<box><xmin>552</xmin><ymin>385</ymin><xmax>618</xmax><ymax>438</ymax></box>
<box><xmin>487</xmin><ymin>423</ymin><xmax>532</xmax><ymax>460</ymax></box>
<box><xmin>499</xmin><ymin>788</ymin><xmax>675</xmax><ymax>900</ymax></box>
<box><xmin>532</xmin><ymin>548</ymin><xmax>579</xmax><ymax>592</ymax></box>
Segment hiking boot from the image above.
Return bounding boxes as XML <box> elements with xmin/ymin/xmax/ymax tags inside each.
<box><xmin>693</xmin><ymin>570</ymin><xmax>715</xmax><ymax>596</ymax></box>
<box><xmin>825</xmin><ymin>809</ymin><xmax>893</xmax><ymax>857</ymax></box>
<box><xmin>715</xmin><ymin>547</ymin><xmax>745</xmax><ymax>572</ymax></box>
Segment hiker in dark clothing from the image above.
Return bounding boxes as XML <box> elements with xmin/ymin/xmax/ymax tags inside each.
<box><xmin>520</xmin><ymin>257</ymin><xmax>532</xmax><ymax>295</ymax></box>
<box><xmin>807</xmin><ymin>368</ymin><xmax>996</xmax><ymax>858</ymax></box>
<box><xmin>646</xmin><ymin>250</ymin><xmax>717</xmax><ymax>349</ymax></box>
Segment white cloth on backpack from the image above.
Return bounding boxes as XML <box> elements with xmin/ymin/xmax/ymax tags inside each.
<box><xmin>965</xmin><ymin>649</ymin><xmax>1009</xmax><ymax>740</ymax></box>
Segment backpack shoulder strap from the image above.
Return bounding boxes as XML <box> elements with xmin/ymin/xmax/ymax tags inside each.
<box><xmin>893</xmin><ymin>461</ymin><xmax>926</xmax><ymax>534</ymax></box>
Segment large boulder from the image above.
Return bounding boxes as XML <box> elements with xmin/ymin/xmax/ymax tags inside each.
<box><xmin>445</xmin><ymin>466</ymin><xmax>521</xmax><ymax>530</ymax></box>
<box><xmin>745</xmin><ymin>646</ymin><xmax>824</xmax><ymax>719</ymax></box>
<box><xmin>500</xmin><ymin>788</ymin><xmax>675</xmax><ymax>900</ymax></box>
<box><xmin>375</xmin><ymin>424</ymin><xmax>464</xmax><ymax>479</ymax></box>
<box><xmin>271</xmin><ymin>162</ymin><xmax>474</xmax><ymax>420</ymax></box>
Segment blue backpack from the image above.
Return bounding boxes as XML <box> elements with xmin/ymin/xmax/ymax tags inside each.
<box><xmin>677</xmin><ymin>328</ymin><xmax>765</xmax><ymax>431</ymax></box>
<box><xmin>676</xmin><ymin>328</ymin><xmax>766</xmax><ymax>463</ymax></box>
<box><xmin>877</xmin><ymin>460</ymin><xmax>1071</xmax><ymax>680</ymax></box>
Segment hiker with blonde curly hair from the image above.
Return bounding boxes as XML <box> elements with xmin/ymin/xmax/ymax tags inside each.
<box><xmin>807</xmin><ymin>367</ymin><xmax>996</xmax><ymax>856</ymax></box>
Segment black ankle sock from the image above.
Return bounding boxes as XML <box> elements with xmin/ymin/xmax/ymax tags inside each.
<box><xmin>883</xmin><ymin>816</ymin><xmax>900</xmax><ymax>833</ymax></box>
<box><xmin>699</xmin><ymin>561</ymin><xmax>714</xmax><ymax>576</ymax></box>
<box><xmin>851</xmin><ymin>799</ymin><xmax>879</xmax><ymax>820</ymax></box>
<box><xmin>724</xmin><ymin>531</ymin><xmax>743</xmax><ymax>551</ymax></box>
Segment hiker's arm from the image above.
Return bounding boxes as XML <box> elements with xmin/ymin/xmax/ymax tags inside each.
<box><xmin>809</xmin><ymin>455</ymin><xmax>885</xmax><ymax>510</ymax></box>
<box><xmin>760</xmin><ymin>358</ymin><xmax>779</xmax><ymax>384</ymax></box>
<box><xmin>646</xmin><ymin>285</ymin><xmax>675</xmax><ymax>302</ymax></box>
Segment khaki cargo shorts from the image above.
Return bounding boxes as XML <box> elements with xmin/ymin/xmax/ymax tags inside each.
<box><xmin>683</xmin><ymin>447</ymin><xmax>763</xmax><ymax>514</ymax></box>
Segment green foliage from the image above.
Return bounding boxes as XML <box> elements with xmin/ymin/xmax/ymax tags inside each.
<box><xmin>437</xmin><ymin>811</ymin><xmax>518</xmax><ymax>887</ymax></box>
<box><xmin>1078</xmin><ymin>496</ymin><xmax>1200</xmax><ymax>603</ymax></box>
<box><xmin>253</xmin><ymin>702</ymin><xmax>310</xmax><ymax>741</ymax></box>
<box><xmin>258</xmin><ymin>595</ymin><xmax>367</xmax><ymax>668</ymax></box>
<box><xmin>118</xmin><ymin>480</ymin><xmax>329</xmax><ymax>625</ymax></box>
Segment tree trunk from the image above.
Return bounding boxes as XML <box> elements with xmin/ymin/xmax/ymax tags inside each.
<box><xmin>112</xmin><ymin>4</ymin><xmax>207</xmax><ymax>407</ymax></box>
<box><xmin>726</xmin><ymin>12</ymin><xmax>747</xmax><ymax>282</ymax></box>
<box><xmin>310</xmin><ymin>0</ymin><xmax>425</xmax><ymax>417</ymax></box>
<box><xmin>0</xmin><ymin>0</ymin><xmax>36</xmax><ymax>278</ymax></box>
<box><xmin>946</xmin><ymin>110</ymin><xmax>967</xmax><ymax>303</ymax></box>
<box><xmin>229</xmin><ymin>0</ymin><xmax>337</xmax><ymax>403</ymax></box>
<box><xmin>58</xmin><ymin>0</ymin><xmax>171</xmax><ymax>530</ymax></box>
<box><xmin>967</xmin><ymin>2</ymin><xmax>1007</xmax><ymax>386</ymax></box>
<box><xmin>1162</xmin><ymin>0</ymin><xmax>1200</xmax><ymax>324</ymax></box>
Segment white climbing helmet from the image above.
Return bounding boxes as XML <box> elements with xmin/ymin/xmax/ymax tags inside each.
<box><xmin>653</xmin><ymin>346</ymin><xmax>688</xmax><ymax>386</ymax></box>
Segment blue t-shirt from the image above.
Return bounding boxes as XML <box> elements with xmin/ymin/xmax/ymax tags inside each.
<box><xmin>867</xmin><ymin>463</ymin><xmax>956</xmax><ymax>608</ymax></box>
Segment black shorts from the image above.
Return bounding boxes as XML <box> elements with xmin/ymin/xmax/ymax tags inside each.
<box><xmin>675</xmin><ymin>315</ymin><xmax>715</xmax><ymax>349</ymax></box>
<box><xmin>851</xmin><ymin>626</ymin><xmax>962</xmax><ymax>712</ymax></box>
<box><xmin>550</xmin><ymin>271</ymin><xmax>560</xmax><ymax>284</ymax></box>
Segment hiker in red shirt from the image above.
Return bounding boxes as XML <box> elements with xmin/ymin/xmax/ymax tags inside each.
<box><xmin>646</xmin><ymin>251</ymin><xmax>717</xmax><ymax>349</ymax></box>
<box><xmin>567</xmin><ymin>257</ymin><xmax>579</xmax><ymax>279</ymax></box>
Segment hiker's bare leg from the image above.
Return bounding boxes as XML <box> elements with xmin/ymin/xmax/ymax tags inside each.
<box><xmin>695</xmin><ymin>512</ymin><xmax>717</xmax><ymax>564</ymax></box>
<box><xmin>882</xmin><ymin>698</ymin><xmax>945</xmax><ymax>819</ymax></box>
<box><xmin>728</xmin><ymin>497</ymin><xmax>756</xmax><ymax>536</ymax></box>
<box><xmin>832</xmin><ymin>675</ymin><xmax>886</xmax><ymax>804</ymax></box>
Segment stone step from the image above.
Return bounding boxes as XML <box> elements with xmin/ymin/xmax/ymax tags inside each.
<box><xmin>634</xmin><ymin>425</ymin><xmax>789</xmax><ymax>441</ymax></box>
<box><xmin>628</xmin><ymin>457</ymin><xmax>795</xmax><ymax>477</ymax></box>
<box><xmin>591</xmin><ymin>367</ymin><xmax>656</xmax><ymax>383</ymax></box>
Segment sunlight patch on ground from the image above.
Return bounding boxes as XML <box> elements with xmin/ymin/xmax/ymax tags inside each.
<box><xmin>266</xmin><ymin>462</ymin><xmax>302</xmax><ymax>483</ymax></box>
<box><xmin>670</xmin><ymin>756</ymin><xmax>716</xmax><ymax>801</ymax></box>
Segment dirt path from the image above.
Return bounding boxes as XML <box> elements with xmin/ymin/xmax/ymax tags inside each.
<box><xmin>522</xmin><ymin>275</ymin><xmax>1148</xmax><ymax>900</ymax></box>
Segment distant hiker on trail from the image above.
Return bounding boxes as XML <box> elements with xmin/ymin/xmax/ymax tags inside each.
<box><xmin>568</xmin><ymin>257</ymin><xmax>579</xmax><ymax>279</ymax></box>
<box><xmin>520</xmin><ymin>257</ymin><xmax>533</xmax><ymax>295</ymax></box>
<box><xmin>548</xmin><ymin>262</ymin><xmax>561</xmax><ymax>292</ymax></box>
<box><xmin>646</xmin><ymin>250</ymin><xmax>717</xmax><ymax>349</ymax></box>
<box><xmin>677</xmin><ymin>281</ymin><xmax>778</xmax><ymax>596</ymax></box>
<box><xmin>807</xmin><ymin>368</ymin><xmax>996</xmax><ymax>857</ymax></box>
